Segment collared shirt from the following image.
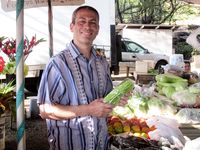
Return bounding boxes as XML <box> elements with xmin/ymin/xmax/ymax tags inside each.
<box><xmin>37</xmin><ymin>41</ymin><xmax>113</xmax><ymax>150</ymax></box>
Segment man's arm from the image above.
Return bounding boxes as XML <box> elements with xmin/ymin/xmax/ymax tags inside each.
<box><xmin>39</xmin><ymin>98</ymin><xmax>114</xmax><ymax>120</ymax></box>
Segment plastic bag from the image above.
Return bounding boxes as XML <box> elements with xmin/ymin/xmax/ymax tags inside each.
<box><xmin>175</xmin><ymin>108</ymin><xmax>200</xmax><ymax>124</ymax></box>
<box><xmin>183</xmin><ymin>137</ymin><xmax>200</xmax><ymax>150</ymax></box>
<box><xmin>133</xmin><ymin>83</ymin><xmax>155</xmax><ymax>97</ymax></box>
<box><xmin>146</xmin><ymin>116</ymin><xmax>185</xmax><ymax>149</ymax></box>
<box><xmin>171</xmin><ymin>90</ymin><xmax>197</xmax><ymax>106</ymax></box>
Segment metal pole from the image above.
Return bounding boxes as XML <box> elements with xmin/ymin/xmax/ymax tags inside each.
<box><xmin>16</xmin><ymin>0</ymin><xmax>25</xmax><ymax>149</ymax></box>
<box><xmin>48</xmin><ymin>0</ymin><xmax>53</xmax><ymax>57</ymax></box>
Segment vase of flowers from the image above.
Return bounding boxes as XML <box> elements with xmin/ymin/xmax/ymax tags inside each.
<box><xmin>0</xmin><ymin>35</ymin><xmax>45</xmax><ymax>79</ymax></box>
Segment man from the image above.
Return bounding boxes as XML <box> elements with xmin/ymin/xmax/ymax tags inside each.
<box><xmin>37</xmin><ymin>6</ymin><xmax>127</xmax><ymax>150</ymax></box>
<box><xmin>182</xmin><ymin>61</ymin><xmax>199</xmax><ymax>84</ymax></box>
<box><xmin>184</xmin><ymin>61</ymin><xmax>191</xmax><ymax>73</ymax></box>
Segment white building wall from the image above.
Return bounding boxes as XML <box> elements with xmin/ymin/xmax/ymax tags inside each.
<box><xmin>0</xmin><ymin>0</ymin><xmax>115</xmax><ymax>65</ymax></box>
<box><xmin>122</xmin><ymin>28</ymin><xmax>173</xmax><ymax>56</ymax></box>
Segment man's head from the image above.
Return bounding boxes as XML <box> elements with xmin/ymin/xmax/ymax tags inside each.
<box><xmin>70</xmin><ymin>6</ymin><xmax>99</xmax><ymax>46</ymax></box>
<box><xmin>71</xmin><ymin>6</ymin><xmax>99</xmax><ymax>24</ymax></box>
<box><xmin>184</xmin><ymin>61</ymin><xmax>191</xmax><ymax>73</ymax></box>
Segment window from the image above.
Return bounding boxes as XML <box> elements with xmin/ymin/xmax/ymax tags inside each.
<box><xmin>124</xmin><ymin>41</ymin><xmax>145</xmax><ymax>53</ymax></box>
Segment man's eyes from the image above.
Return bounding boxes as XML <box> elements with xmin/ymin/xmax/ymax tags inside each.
<box><xmin>78</xmin><ymin>20</ymin><xmax>97</xmax><ymax>25</ymax></box>
<box><xmin>78</xmin><ymin>20</ymin><xmax>86</xmax><ymax>24</ymax></box>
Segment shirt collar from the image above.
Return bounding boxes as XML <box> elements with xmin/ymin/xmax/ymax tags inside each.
<box><xmin>68</xmin><ymin>40</ymin><xmax>98</xmax><ymax>60</ymax></box>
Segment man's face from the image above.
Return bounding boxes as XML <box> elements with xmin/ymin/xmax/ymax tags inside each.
<box><xmin>184</xmin><ymin>63</ymin><xmax>190</xmax><ymax>72</ymax></box>
<box><xmin>70</xmin><ymin>9</ymin><xmax>99</xmax><ymax>45</ymax></box>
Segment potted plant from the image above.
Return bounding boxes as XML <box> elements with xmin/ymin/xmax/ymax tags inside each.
<box><xmin>0</xmin><ymin>81</ymin><xmax>15</xmax><ymax>149</ymax></box>
<box><xmin>0</xmin><ymin>56</ymin><xmax>16</xmax><ymax>117</ymax></box>
<box><xmin>0</xmin><ymin>56</ymin><xmax>16</xmax><ymax>149</ymax></box>
<box><xmin>0</xmin><ymin>81</ymin><xmax>15</xmax><ymax>115</ymax></box>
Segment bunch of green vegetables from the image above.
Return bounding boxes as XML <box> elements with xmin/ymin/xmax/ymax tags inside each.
<box><xmin>112</xmin><ymin>92</ymin><xmax>177</xmax><ymax>119</ymax></box>
<box><xmin>104</xmin><ymin>78</ymin><xmax>134</xmax><ymax>105</ymax></box>
<box><xmin>155</xmin><ymin>74</ymin><xmax>188</xmax><ymax>99</ymax></box>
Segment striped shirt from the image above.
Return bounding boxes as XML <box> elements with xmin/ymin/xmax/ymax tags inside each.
<box><xmin>37</xmin><ymin>41</ymin><xmax>113</xmax><ymax>150</ymax></box>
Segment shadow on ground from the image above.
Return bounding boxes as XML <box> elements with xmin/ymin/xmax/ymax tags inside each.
<box><xmin>5</xmin><ymin>117</ymin><xmax>49</xmax><ymax>150</ymax></box>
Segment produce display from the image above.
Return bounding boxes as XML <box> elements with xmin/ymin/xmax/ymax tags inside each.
<box><xmin>110</xmin><ymin>134</ymin><xmax>161</xmax><ymax>150</ymax></box>
<box><xmin>111</xmin><ymin>91</ymin><xmax>177</xmax><ymax>120</ymax></box>
<box><xmin>108</xmin><ymin>74</ymin><xmax>200</xmax><ymax>150</ymax></box>
<box><xmin>107</xmin><ymin>115</ymin><xmax>156</xmax><ymax>139</ymax></box>
<box><xmin>155</xmin><ymin>74</ymin><xmax>200</xmax><ymax>108</ymax></box>
<box><xmin>155</xmin><ymin>74</ymin><xmax>188</xmax><ymax>99</ymax></box>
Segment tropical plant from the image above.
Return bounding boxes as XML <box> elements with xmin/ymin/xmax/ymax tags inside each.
<box><xmin>0</xmin><ymin>56</ymin><xmax>15</xmax><ymax>116</ymax></box>
<box><xmin>0</xmin><ymin>81</ymin><xmax>15</xmax><ymax>116</ymax></box>
<box><xmin>0</xmin><ymin>35</ymin><xmax>46</xmax><ymax>75</ymax></box>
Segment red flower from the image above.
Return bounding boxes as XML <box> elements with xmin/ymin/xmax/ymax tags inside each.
<box><xmin>0</xmin><ymin>35</ymin><xmax>45</xmax><ymax>62</ymax></box>
<box><xmin>0</xmin><ymin>56</ymin><xmax>5</xmax><ymax>73</ymax></box>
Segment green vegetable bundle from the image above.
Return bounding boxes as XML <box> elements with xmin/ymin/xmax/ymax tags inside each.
<box><xmin>155</xmin><ymin>73</ymin><xmax>187</xmax><ymax>83</ymax></box>
<box><xmin>104</xmin><ymin>78</ymin><xmax>134</xmax><ymax>104</ymax></box>
<box><xmin>155</xmin><ymin>74</ymin><xmax>188</xmax><ymax>98</ymax></box>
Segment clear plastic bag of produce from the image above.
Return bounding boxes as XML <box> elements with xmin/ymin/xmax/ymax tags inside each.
<box><xmin>146</xmin><ymin>116</ymin><xmax>186</xmax><ymax>149</ymax></box>
<box><xmin>134</xmin><ymin>83</ymin><xmax>156</xmax><ymax>98</ymax></box>
<box><xmin>175</xmin><ymin>108</ymin><xmax>200</xmax><ymax>124</ymax></box>
<box><xmin>189</xmin><ymin>82</ymin><xmax>200</xmax><ymax>94</ymax></box>
<box><xmin>171</xmin><ymin>90</ymin><xmax>198</xmax><ymax>107</ymax></box>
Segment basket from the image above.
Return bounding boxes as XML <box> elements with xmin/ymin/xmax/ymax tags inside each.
<box><xmin>109</xmin><ymin>134</ymin><xmax>160</xmax><ymax>150</ymax></box>
<box><xmin>0</xmin><ymin>115</ymin><xmax>5</xmax><ymax>149</ymax></box>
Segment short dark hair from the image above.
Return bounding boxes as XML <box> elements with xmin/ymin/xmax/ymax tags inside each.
<box><xmin>71</xmin><ymin>5</ymin><xmax>99</xmax><ymax>24</ymax></box>
<box><xmin>184</xmin><ymin>60</ymin><xmax>191</xmax><ymax>66</ymax></box>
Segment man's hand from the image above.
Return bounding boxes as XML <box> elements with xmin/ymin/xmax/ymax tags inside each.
<box><xmin>117</xmin><ymin>93</ymin><xmax>131</xmax><ymax>107</ymax></box>
<box><xmin>88</xmin><ymin>98</ymin><xmax>114</xmax><ymax>117</ymax></box>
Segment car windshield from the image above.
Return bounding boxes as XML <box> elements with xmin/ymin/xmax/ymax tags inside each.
<box><xmin>123</xmin><ymin>40</ymin><xmax>147</xmax><ymax>54</ymax></box>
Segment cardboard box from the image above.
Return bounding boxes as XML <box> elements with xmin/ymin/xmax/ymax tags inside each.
<box><xmin>143</xmin><ymin>60</ymin><xmax>155</xmax><ymax>69</ymax></box>
<box><xmin>135</xmin><ymin>61</ymin><xmax>148</xmax><ymax>73</ymax></box>
<box><xmin>191</xmin><ymin>62</ymin><xmax>200</xmax><ymax>68</ymax></box>
<box><xmin>133</xmin><ymin>72</ymin><xmax>155</xmax><ymax>84</ymax></box>
<box><xmin>192</xmin><ymin>55</ymin><xmax>200</xmax><ymax>66</ymax></box>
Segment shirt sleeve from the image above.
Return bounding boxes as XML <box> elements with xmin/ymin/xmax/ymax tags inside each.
<box><xmin>37</xmin><ymin>60</ymin><xmax>69</xmax><ymax>105</ymax></box>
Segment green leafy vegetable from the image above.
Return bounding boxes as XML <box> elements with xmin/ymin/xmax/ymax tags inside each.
<box><xmin>104</xmin><ymin>78</ymin><xmax>134</xmax><ymax>104</ymax></box>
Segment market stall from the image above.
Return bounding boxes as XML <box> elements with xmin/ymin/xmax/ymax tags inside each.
<box><xmin>107</xmin><ymin>71</ymin><xmax>200</xmax><ymax>150</ymax></box>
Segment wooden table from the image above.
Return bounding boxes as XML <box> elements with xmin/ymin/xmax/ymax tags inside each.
<box><xmin>118</xmin><ymin>62</ymin><xmax>135</xmax><ymax>77</ymax></box>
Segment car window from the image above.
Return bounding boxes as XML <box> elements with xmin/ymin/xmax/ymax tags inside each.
<box><xmin>125</xmin><ymin>41</ymin><xmax>145</xmax><ymax>53</ymax></box>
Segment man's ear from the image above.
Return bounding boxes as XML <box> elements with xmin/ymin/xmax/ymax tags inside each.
<box><xmin>70</xmin><ymin>23</ymin><xmax>74</xmax><ymax>32</ymax></box>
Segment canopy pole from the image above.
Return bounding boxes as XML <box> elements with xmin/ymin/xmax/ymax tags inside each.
<box><xmin>48</xmin><ymin>0</ymin><xmax>53</xmax><ymax>57</ymax></box>
<box><xmin>16</xmin><ymin>0</ymin><xmax>25</xmax><ymax>150</ymax></box>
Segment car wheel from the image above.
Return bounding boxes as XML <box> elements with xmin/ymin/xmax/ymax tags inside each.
<box><xmin>155</xmin><ymin>60</ymin><xmax>168</xmax><ymax>74</ymax></box>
